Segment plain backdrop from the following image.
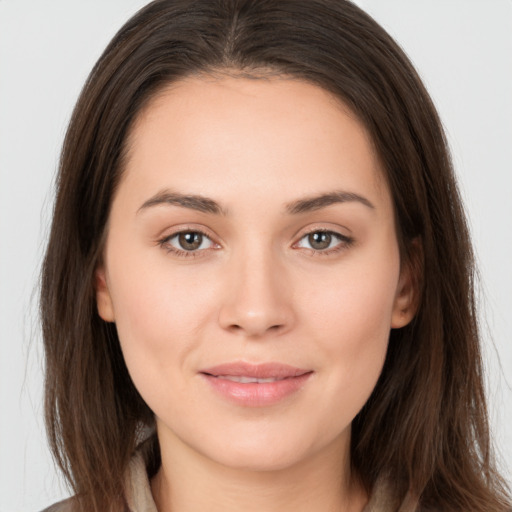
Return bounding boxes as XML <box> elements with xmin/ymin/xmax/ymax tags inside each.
<box><xmin>0</xmin><ymin>1</ymin><xmax>511</xmax><ymax>510</ymax></box>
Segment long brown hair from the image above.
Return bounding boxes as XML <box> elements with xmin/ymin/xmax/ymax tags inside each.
<box><xmin>40</xmin><ymin>1</ymin><xmax>511</xmax><ymax>510</ymax></box>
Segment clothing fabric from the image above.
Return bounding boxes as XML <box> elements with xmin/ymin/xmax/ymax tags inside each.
<box><xmin>42</xmin><ymin>448</ymin><xmax>418</xmax><ymax>512</ymax></box>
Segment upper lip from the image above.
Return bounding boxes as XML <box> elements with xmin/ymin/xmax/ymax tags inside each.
<box><xmin>200</xmin><ymin>362</ymin><xmax>311</xmax><ymax>379</ymax></box>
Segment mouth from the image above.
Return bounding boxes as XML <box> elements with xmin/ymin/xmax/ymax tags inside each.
<box><xmin>212</xmin><ymin>375</ymin><xmax>291</xmax><ymax>383</ymax></box>
<box><xmin>199</xmin><ymin>362</ymin><xmax>313</xmax><ymax>406</ymax></box>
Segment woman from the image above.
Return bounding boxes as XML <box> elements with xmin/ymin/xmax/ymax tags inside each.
<box><xmin>40</xmin><ymin>0</ymin><xmax>511</xmax><ymax>511</ymax></box>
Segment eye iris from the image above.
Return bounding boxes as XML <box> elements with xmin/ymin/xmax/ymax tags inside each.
<box><xmin>308</xmin><ymin>232</ymin><xmax>332</xmax><ymax>250</ymax></box>
<box><xmin>178</xmin><ymin>232</ymin><xmax>202</xmax><ymax>250</ymax></box>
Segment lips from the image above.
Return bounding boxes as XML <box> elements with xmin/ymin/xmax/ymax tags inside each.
<box><xmin>217</xmin><ymin>375</ymin><xmax>286</xmax><ymax>383</ymax></box>
<box><xmin>200</xmin><ymin>362</ymin><xmax>313</xmax><ymax>406</ymax></box>
<box><xmin>202</xmin><ymin>362</ymin><xmax>310</xmax><ymax>379</ymax></box>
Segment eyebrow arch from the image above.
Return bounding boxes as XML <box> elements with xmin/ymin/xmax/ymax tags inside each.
<box><xmin>285</xmin><ymin>190</ymin><xmax>375</xmax><ymax>214</ymax></box>
<box><xmin>138</xmin><ymin>189</ymin><xmax>374</xmax><ymax>216</ymax></box>
<box><xmin>138</xmin><ymin>190</ymin><xmax>226</xmax><ymax>215</ymax></box>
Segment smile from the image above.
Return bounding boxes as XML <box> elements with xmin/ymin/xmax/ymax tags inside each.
<box><xmin>215</xmin><ymin>375</ymin><xmax>287</xmax><ymax>383</ymax></box>
<box><xmin>200</xmin><ymin>362</ymin><xmax>313</xmax><ymax>407</ymax></box>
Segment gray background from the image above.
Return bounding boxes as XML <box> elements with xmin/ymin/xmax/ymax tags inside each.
<box><xmin>1</xmin><ymin>1</ymin><xmax>510</xmax><ymax>510</ymax></box>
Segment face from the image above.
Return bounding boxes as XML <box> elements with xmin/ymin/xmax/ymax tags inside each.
<box><xmin>96</xmin><ymin>76</ymin><xmax>415</xmax><ymax>472</ymax></box>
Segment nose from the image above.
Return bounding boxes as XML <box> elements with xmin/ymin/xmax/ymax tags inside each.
<box><xmin>218</xmin><ymin>245</ymin><xmax>296</xmax><ymax>338</ymax></box>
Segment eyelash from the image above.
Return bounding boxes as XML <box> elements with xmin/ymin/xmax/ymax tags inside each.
<box><xmin>158</xmin><ymin>228</ymin><xmax>216</xmax><ymax>259</ymax></box>
<box><xmin>294</xmin><ymin>228</ymin><xmax>354</xmax><ymax>256</ymax></box>
<box><xmin>157</xmin><ymin>228</ymin><xmax>354</xmax><ymax>259</ymax></box>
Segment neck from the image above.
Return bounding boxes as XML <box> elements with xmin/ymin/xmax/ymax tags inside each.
<box><xmin>151</xmin><ymin>430</ymin><xmax>367</xmax><ymax>512</ymax></box>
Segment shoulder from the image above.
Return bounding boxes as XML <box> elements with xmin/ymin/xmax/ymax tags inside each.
<box><xmin>40</xmin><ymin>497</ymin><xmax>76</xmax><ymax>512</ymax></box>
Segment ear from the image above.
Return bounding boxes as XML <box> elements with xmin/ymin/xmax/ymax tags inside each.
<box><xmin>391</xmin><ymin>239</ymin><xmax>422</xmax><ymax>329</ymax></box>
<box><xmin>95</xmin><ymin>264</ymin><xmax>115</xmax><ymax>322</ymax></box>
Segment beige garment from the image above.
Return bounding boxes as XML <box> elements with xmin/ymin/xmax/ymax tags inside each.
<box><xmin>124</xmin><ymin>450</ymin><xmax>158</xmax><ymax>512</ymax></box>
<box><xmin>42</xmin><ymin>449</ymin><xmax>417</xmax><ymax>512</ymax></box>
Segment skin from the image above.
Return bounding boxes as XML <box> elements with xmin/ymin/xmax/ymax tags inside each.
<box><xmin>96</xmin><ymin>75</ymin><xmax>416</xmax><ymax>512</ymax></box>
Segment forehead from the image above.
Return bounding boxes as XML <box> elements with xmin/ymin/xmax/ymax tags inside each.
<box><xmin>120</xmin><ymin>75</ymin><xmax>389</xmax><ymax>211</ymax></box>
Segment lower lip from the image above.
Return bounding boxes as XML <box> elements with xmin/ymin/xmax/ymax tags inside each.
<box><xmin>201</xmin><ymin>372</ymin><xmax>313</xmax><ymax>407</ymax></box>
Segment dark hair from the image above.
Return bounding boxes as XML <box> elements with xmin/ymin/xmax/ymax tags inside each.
<box><xmin>40</xmin><ymin>1</ymin><xmax>511</xmax><ymax>511</ymax></box>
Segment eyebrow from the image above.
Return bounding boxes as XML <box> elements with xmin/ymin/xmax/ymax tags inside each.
<box><xmin>137</xmin><ymin>189</ymin><xmax>375</xmax><ymax>216</ymax></box>
<box><xmin>285</xmin><ymin>190</ymin><xmax>375</xmax><ymax>214</ymax></box>
<box><xmin>138</xmin><ymin>190</ymin><xmax>227</xmax><ymax>215</ymax></box>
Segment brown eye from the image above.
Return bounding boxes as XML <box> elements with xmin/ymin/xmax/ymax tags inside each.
<box><xmin>295</xmin><ymin>230</ymin><xmax>352</xmax><ymax>254</ymax></box>
<box><xmin>161</xmin><ymin>230</ymin><xmax>215</xmax><ymax>255</ymax></box>
<box><xmin>307</xmin><ymin>232</ymin><xmax>332</xmax><ymax>250</ymax></box>
<box><xmin>178</xmin><ymin>232</ymin><xmax>203</xmax><ymax>250</ymax></box>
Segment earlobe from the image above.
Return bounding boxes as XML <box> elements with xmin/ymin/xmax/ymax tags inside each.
<box><xmin>95</xmin><ymin>265</ymin><xmax>115</xmax><ymax>322</ymax></box>
<box><xmin>391</xmin><ymin>240</ymin><xmax>423</xmax><ymax>329</ymax></box>
<box><xmin>390</xmin><ymin>274</ymin><xmax>416</xmax><ymax>328</ymax></box>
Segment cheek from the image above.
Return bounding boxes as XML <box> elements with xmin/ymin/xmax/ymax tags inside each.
<box><xmin>302</xmin><ymin>254</ymin><xmax>400</xmax><ymax>342</ymax></box>
<box><xmin>105</xmin><ymin>248</ymin><xmax>221</xmax><ymax>389</ymax></box>
<box><xmin>300</xmin><ymin>250</ymin><xmax>400</xmax><ymax>408</ymax></box>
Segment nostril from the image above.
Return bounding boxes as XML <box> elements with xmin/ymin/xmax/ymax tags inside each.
<box><xmin>218</xmin><ymin>293</ymin><xmax>294</xmax><ymax>336</ymax></box>
<box><xmin>226</xmin><ymin>322</ymin><xmax>283</xmax><ymax>336</ymax></box>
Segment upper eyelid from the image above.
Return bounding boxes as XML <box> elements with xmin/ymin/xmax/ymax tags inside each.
<box><xmin>299</xmin><ymin>227</ymin><xmax>348</xmax><ymax>237</ymax></box>
<box><xmin>158</xmin><ymin>229</ymin><xmax>218</xmax><ymax>257</ymax></box>
<box><xmin>158</xmin><ymin>224</ymin><xmax>218</xmax><ymax>242</ymax></box>
<box><xmin>157</xmin><ymin>225</ymin><xmax>352</xmax><ymax>249</ymax></box>
<box><xmin>160</xmin><ymin>226</ymin><xmax>348</xmax><ymax>238</ymax></box>
<box><xmin>163</xmin><ymin>230</ymin><xmax>218</xmax><ymax>248</ymax></box>
<box><xmin>158</xmin><ymin>226</ymin><xmax>353</xmax><ymax>254</ymax></box>
<box><xmin>292</xmin><ymin>224</ymin><xmax>352</xmax><ymax>242</ymax></box>
<box><xmin>293</xmin><ymin>229</ymin><xmax>351</xmax><ymax>247</ymax></box>
<box><xmin>165</xmin><ymin>230</ymin><xmax>214</xmax><ymax>243</ymax></box>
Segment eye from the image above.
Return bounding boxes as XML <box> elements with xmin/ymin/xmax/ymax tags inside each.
<box><xmin>161</xmin><ymin>230</ymin><xmax>216</xmax><ymax>254</ymax></box>
<box><xmin>295</xmin><ymin>230</ymin><xmax>352</xmax><ymax>253</ymax></box>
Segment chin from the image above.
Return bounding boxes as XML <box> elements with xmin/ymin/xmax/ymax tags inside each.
<box><xmin>193</xmin><ymin>424</ymin><xmax>348</xmax><ymax>474</ymax></box>
<box><xmin>207</xmin><ymin>444</ymin><xmax>311</xmax><ymax>473</ymax></box>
